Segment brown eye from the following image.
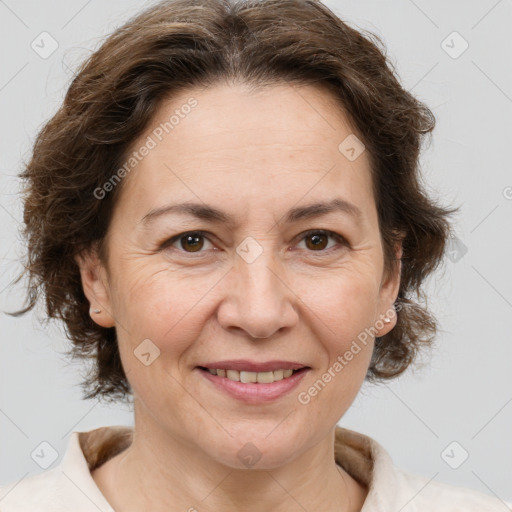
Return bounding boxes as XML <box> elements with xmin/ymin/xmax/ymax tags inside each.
<box><xmin>298</xmin><ymin>229</ymin><xmax>347</xmax><ymax>254</ymax></box>
<box><xmin>180</xmin><ymin>233</ymin><xmax>205</xmax><ymax>252</ymax></box>
<box><xmin>161</xmin><ymin>231</ymin><xmax>214</xmax><ymax>255</ymax></box>
<box><xmin>305</xmin><ymin>232</ymin><xmax>329</xmax><ymax>251</ymax></box>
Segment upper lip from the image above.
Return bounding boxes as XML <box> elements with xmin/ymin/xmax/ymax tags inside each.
<box><xmin>197</xmin><ymin>360</ymin><xmax>309</xmax><ymax>372</ymax></box>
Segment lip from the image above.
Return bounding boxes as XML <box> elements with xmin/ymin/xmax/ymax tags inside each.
<box><xmin>197</xmin><ymin>359</ymin><xmax>307</xmax><ymax>372</ymax></box>
<box><xmin>196</xmin><ymin>366</ymin><xmax>310</xmax><ymax>404</ymax></box>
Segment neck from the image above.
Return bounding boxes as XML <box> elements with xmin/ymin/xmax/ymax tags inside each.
<box><xmin>92</xmin><ymin>403</ymin><xmax>366</xmax><ymax>512</ymax></box>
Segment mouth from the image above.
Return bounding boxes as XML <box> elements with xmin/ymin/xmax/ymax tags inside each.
<box><xmin>197</xmin><ymin>366</ymin><xmax>309</xmax><ymax>384</ymax></box>
<box><xmin>195</xmin><ymin>363</ymin><xmax>311</xmax><ymax>403</ymax></box>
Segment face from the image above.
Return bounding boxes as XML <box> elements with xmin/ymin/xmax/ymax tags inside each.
<box><xmin>77</xmin><ymin>82</ymin><xmax>401</xmax><ymax>469</ymax></box>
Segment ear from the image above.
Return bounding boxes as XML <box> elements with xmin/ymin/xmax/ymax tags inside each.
<box><xmin>74</xmin><ymin>245</ymin><xmax>116</xmax><ymax>328</ymax></box>
<box><xmin>375</xmin><ymin>238</ymin><xmax>403</xmax><ymax>337</ymax></box>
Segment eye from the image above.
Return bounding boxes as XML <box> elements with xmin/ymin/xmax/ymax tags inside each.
<box><xmin>295</xmin><ymin>229</ymin><xmax>348</xmax><ymax>253</ymax></box>
<box><xmin>159</xmin><ymin>229</ymin><xmax>348</xmax><ymax>257</ymax></box>
<box><xmin>161</xmin><ymin>230</ymin><xmax>215</xmax><ymax>255</ymax></box>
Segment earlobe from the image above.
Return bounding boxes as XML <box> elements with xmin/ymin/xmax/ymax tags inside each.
<box><xmin>74</xmin><ymin>248</ymin><xmax>116</xmax><ymax>328</ymax></box>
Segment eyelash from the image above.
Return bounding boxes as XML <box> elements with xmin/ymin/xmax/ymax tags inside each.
<box><xmin>159</xmin><ymin>229</ymin><xmax>348</xmax><ymax>257</ymax></box>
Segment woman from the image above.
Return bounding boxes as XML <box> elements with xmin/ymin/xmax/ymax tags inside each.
<box><xmin>0</xmin><ymin>0</ymin><xmax>508</xmax><ymax>510</ymax></box>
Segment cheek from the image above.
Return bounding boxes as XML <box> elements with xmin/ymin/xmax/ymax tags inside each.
<box><xmin>112</xmin><ymin>262</ymin><xmax>213</xmax><ymax>356</ymax></box>
<box><xmin>298</xmin><ymin>267</ymin><xmax>378</xmax><ymax>389</ymax></box>
<box><xmin>300</xmin><ymin>278</ymin><xmax>376</xmax><ymax>416</ymax></box>
<box><xmin>301</xmin><ymin>266</ymin><xmax>380</xmax><ymax>336</ymax></box>
<box><xmin>112</xmin><ymin>267</ymin><xmax>208</xmax><ymax>407</ymax></box>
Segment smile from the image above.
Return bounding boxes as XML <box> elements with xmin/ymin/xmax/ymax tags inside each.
<box><xmin>196</xmin><ymin>366</ymin><xmax>310</xmax><ymax>403</ymax></box>
<box><xmin>199</xmin><ymin>367</ymin><xmax>299</xmax><ymax>383</ymax></box>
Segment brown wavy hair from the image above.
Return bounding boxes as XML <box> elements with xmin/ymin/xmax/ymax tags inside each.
<box><xmin>9</xmin><ymin>0</ymin><xmax>458</xmax><ymax>402</ymax></box>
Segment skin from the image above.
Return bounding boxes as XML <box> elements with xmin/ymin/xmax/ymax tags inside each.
<box><xmin>76</xmin><ymin>81</ymin><xmax>402</xmax><ymax>512</ymax></box>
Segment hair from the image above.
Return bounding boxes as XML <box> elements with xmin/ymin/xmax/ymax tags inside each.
<box><xmin>9</xmin><ymin>0</ymin><xmax>458</xmax><ymax>403</ymax></box>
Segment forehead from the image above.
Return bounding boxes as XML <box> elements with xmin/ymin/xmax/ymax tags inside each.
<box><xmin>150</xmin><ymin>81</ymin><xmax>361</xmax><ymax>156</ymax></box>
<box><xmin>116</xmin><ymin>82</ymin><xmax>376</xmax><ymax>225</ymax></box>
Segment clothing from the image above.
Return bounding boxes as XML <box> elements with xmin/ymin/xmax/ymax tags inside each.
<box><xmin>0</xmin><ymin>425</ymin><xmax>509</xmax><ymax>511</ymax></box>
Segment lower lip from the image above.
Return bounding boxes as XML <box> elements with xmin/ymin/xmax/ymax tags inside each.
<box><xmin>196</xmin><ymin>367</ymin><xmax>310</xmax><ymax>403</ymax></box>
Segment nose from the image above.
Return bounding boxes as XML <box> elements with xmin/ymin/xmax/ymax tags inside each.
<box><xmin>216</xmin><ymin>244</ymin><xmax>299</xmax><ymax>339</ymax></box>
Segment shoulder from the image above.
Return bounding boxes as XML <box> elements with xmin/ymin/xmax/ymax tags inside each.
<box><xmin>391</xmin><ymin>465</ymin><xmax>512</xmax><ymax>511</ymax></box>
<box><xmin>334</xmin><ymin>426</ymin><xmax>511</xmax><ymax>511</ymax></box>
<box><xmin>0</xmin><ymin>428</ymin><xmax>125</xmax><ymax>512</ymax></box>
<box><xmin>0</xmin><ymin>466</ymin><xmax>81</xmax><ymax>512</ymax></box>
<box><xmin>0</xmin><ymin>467</ymin><xmax>113</xmax><ymax>512</ymax></box>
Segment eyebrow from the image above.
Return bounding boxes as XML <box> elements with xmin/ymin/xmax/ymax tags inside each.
<box><xmin>140</xmin><ymin>198</ymin><xmax>363</xmax><ymax>228</ymax></box>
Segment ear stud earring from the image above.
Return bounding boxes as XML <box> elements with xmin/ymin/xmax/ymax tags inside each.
<box><xmin>383</xmin><ymin>317</ymin><xmax>391</xmax><ymax>324</ymax></box>
<box><xmin>92</xmin><ymin>308</ymin><xmax>101</xmax><ymax>314</ymax></box>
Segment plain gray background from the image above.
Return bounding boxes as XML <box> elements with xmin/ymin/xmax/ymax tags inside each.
<box><xmin>0</xmin><ymin>0</ymin><xmax>511</xmax><ymax>504</ymax></box>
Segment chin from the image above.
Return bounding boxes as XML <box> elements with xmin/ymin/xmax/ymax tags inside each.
<box><xmin>200</xmin><ymin>428</ymin><xmax>304</xmax><ymax>470</ymax></box>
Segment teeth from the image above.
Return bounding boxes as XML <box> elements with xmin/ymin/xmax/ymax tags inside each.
<box><xmin>205</xmin><ymin>368</ymin><xmax>298</xmax><ymax>383</ymax></box>
<box><xmin>226</xmin><ymin>369</ymin><xmax>240</xmax><ymax>381</ymax></box>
